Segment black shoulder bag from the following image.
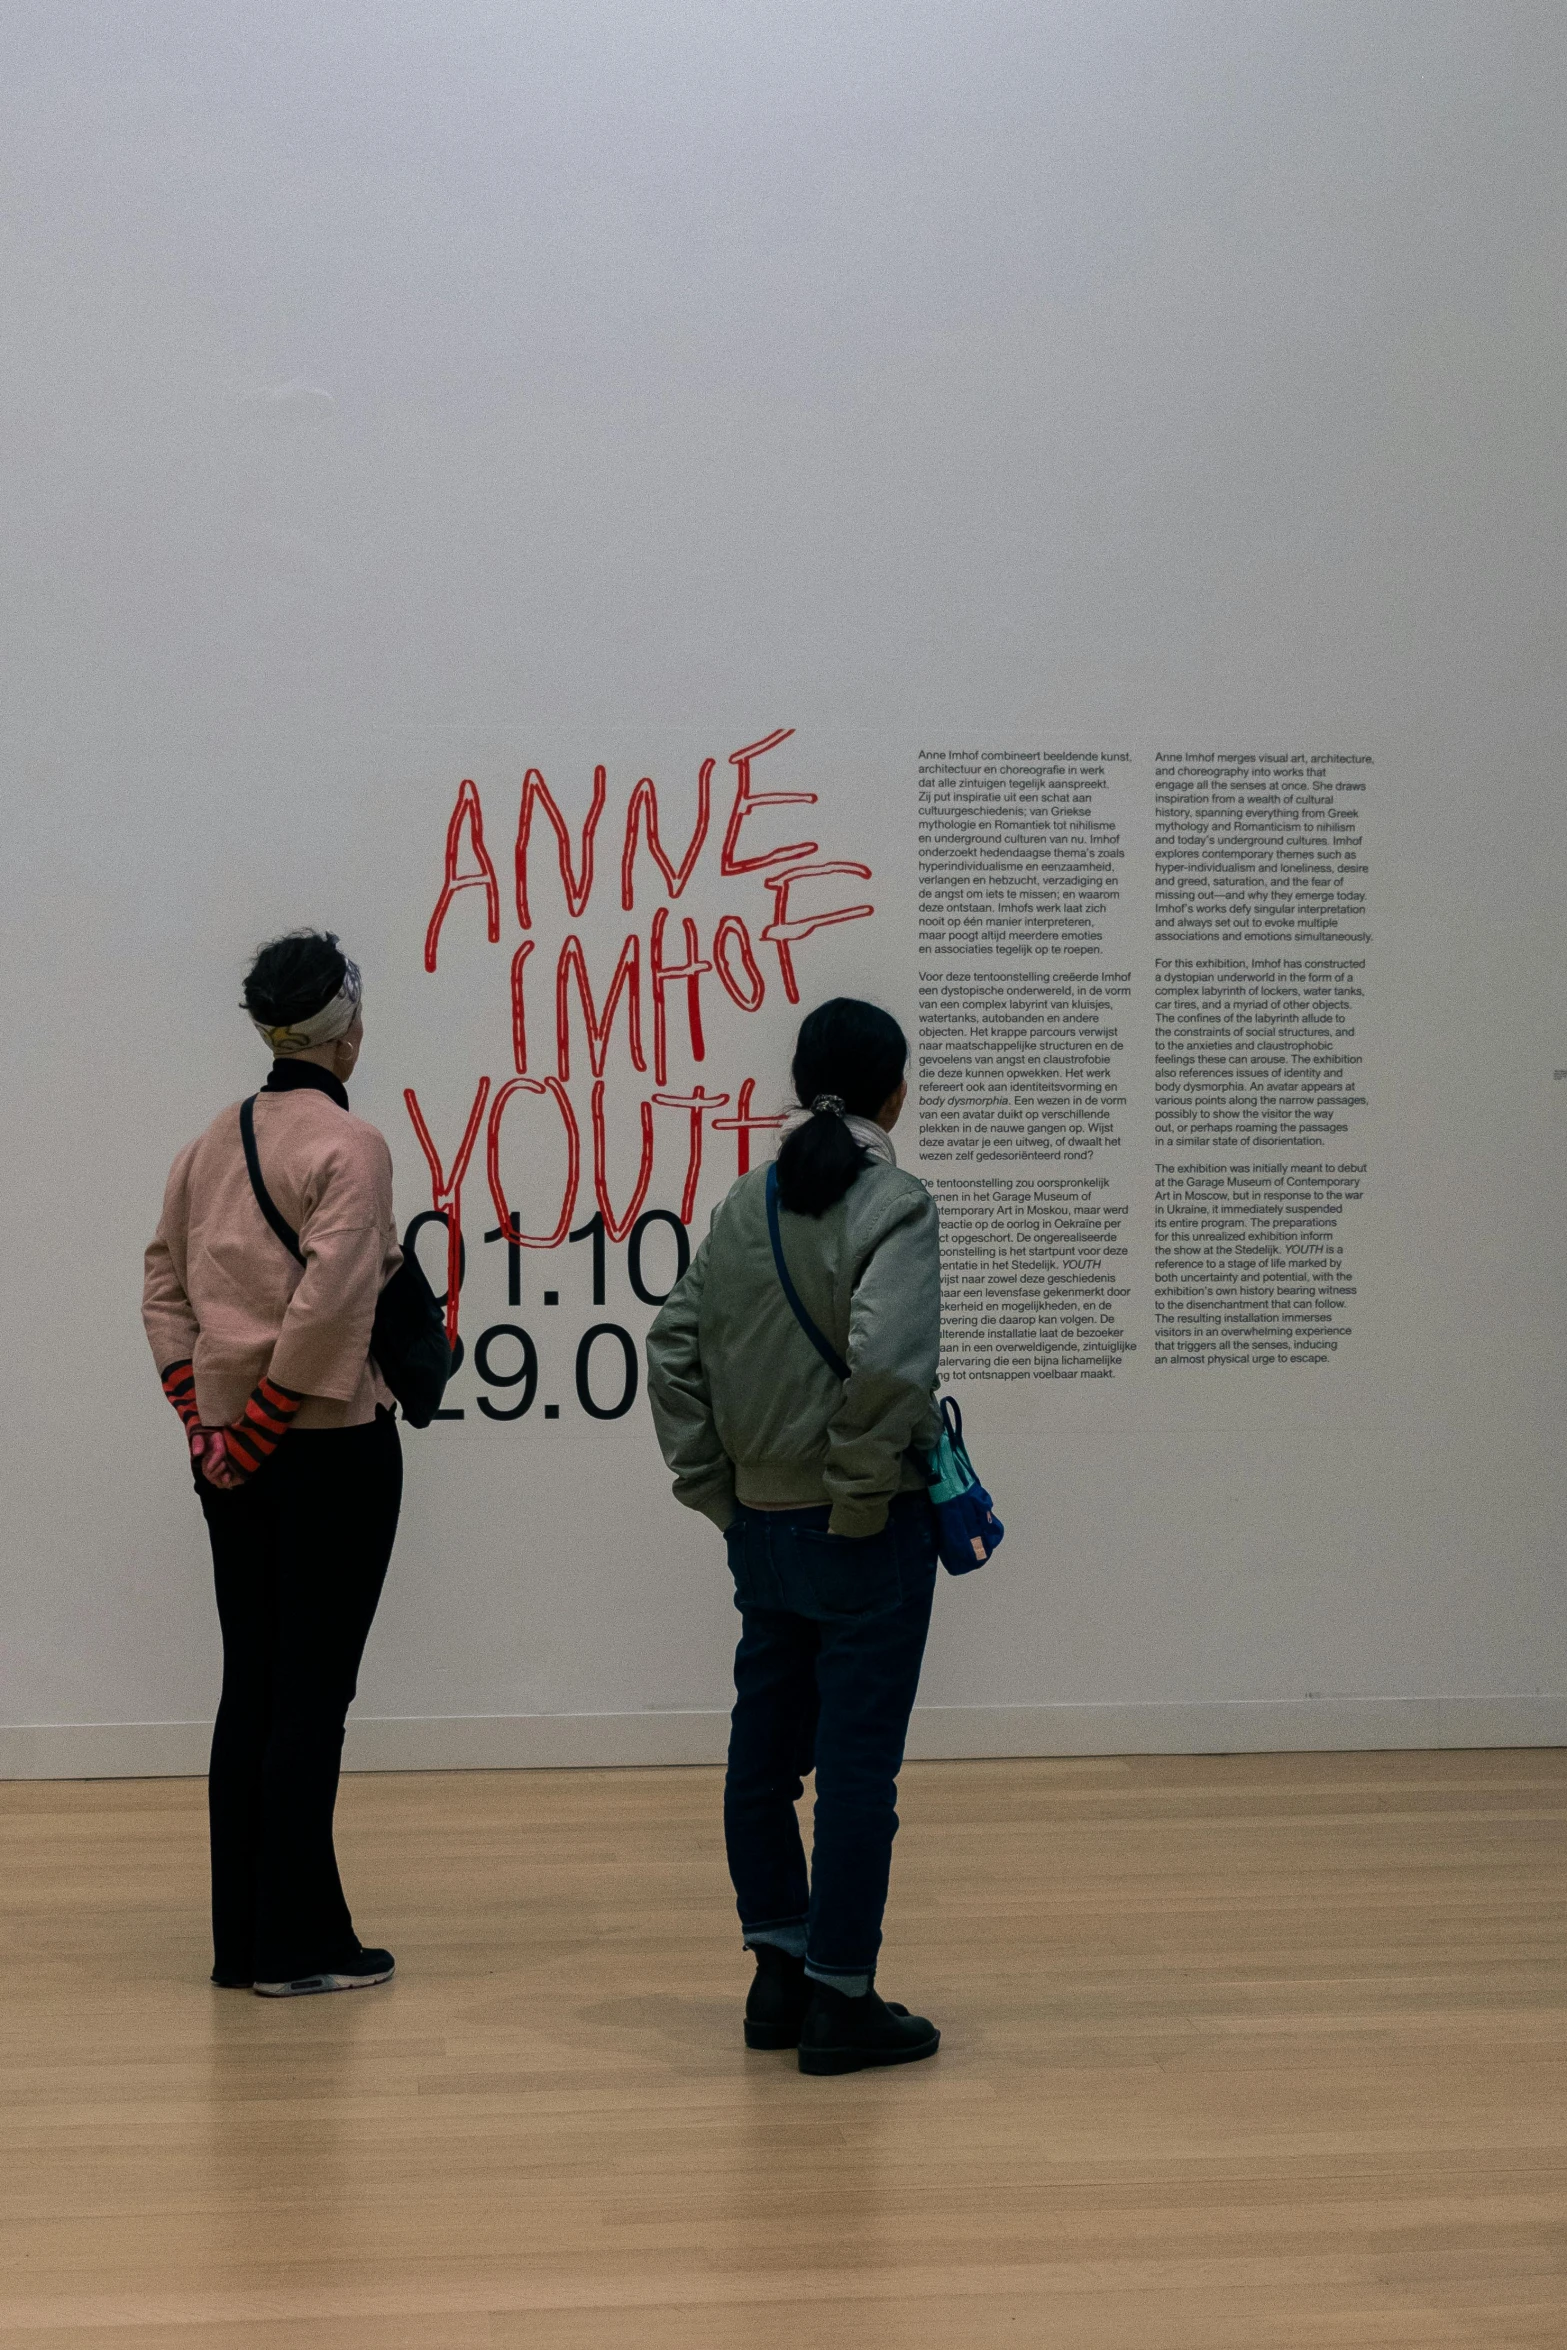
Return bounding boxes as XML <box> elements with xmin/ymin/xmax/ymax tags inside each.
<box><xmin>239</xmin><ymin>1095</ymin><xmax>452</xmax><ymax>1430</ymax></box>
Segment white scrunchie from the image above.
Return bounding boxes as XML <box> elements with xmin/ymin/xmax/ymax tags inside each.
<box><xmin>775</xmin><ymin>1106</ymin><xmax>897</xmax><ymax>1168</ymax></box>
<box><xmin>249</xmin><ymin>959</ymin><xmax>363</xmax><ymax>1056</ymax></box>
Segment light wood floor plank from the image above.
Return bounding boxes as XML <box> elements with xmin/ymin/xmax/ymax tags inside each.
<box><xmin>1</xmin><ymin>1751</ymin><xmax>1564</xmax><ymax>2346</ymax></box>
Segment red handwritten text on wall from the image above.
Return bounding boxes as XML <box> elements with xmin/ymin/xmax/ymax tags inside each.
<box><xmin>408</xmin><ymin>730</ymin><xmax>872</xmax><ymax>1335</ymax></box>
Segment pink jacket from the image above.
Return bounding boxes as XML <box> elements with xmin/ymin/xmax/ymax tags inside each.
<box><xmin>143</xmin><ymin>1081</ymin><xmax>402</xmax><ymax>1429</ymax></box>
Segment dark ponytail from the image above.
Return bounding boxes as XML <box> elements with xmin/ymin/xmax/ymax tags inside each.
<box><xmin>773</xmin><ymin>998</ymin><xmax>908</xmax><ymax>1217</ymax></box>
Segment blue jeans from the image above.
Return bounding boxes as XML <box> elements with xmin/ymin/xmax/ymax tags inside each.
<box><xmin>723</xmin><ymin>1492</ymin><xmax>938</xmax><ymax>1983</ymax></box>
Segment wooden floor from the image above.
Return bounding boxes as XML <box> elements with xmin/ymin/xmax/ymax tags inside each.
<box><xmin>3</xmin><ymin>1752</ymin><xmax>1566</xmax><ymax>2348</ymax></box>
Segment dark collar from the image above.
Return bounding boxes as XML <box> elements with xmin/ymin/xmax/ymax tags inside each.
<box><xmin>263</xmin><ymin>1059</ymin><xmax>349</xmax><ymax>1111</ymax></box>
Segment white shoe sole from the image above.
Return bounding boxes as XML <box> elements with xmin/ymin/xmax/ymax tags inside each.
<box><xmin>253</xmin><ymin>1964</ymin><xmax>395</xmax><ymax>1998</ymax></box>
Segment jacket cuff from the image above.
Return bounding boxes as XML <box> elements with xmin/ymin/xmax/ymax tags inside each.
<box><xmin>679</xmin><ymin>1478</ymin><xmax>738</xmax><ymax>1531</ymax></box>
<box><xmin>828</xmin><ymin>1496</ymin><xmax>892</xmax><ymax>1538</ymax></box>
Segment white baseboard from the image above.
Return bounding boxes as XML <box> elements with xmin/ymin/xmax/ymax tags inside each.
<box><xmin>1</xmin><ymin>1694</ymin><xmax>1564</xmax><ymax>1780</ymax></box>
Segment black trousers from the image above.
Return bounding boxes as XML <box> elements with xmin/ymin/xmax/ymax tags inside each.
<box><xmin>196</xmin><ymin>1410</ymin><xmax>402</xmax><ymax>1981</ymax></box>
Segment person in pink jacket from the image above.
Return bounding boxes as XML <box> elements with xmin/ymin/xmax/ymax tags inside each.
<box><xmin>143</xmin><ymin>930</ymin><xmax>403</xmax><ymax>1998</ymax></box>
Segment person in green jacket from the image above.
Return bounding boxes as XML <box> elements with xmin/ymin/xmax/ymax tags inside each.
<box><xmin>646</xmin><ymin>998</ymin><xmax>944</xmax><ymax>2075</ymax></box>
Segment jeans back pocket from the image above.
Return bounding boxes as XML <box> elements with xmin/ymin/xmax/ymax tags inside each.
<box><xmin>784</xmin><ymin>1524</ymin><xmax>902</xmax><ymax>1620</ymax></box>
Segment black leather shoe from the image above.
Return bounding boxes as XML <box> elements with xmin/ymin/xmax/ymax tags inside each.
<box><xmin>744</xmin><ymin>1942</ymin><xmax>809</xmax><ymax>2048</ymax></box>
<box><xmin>797</xmin><ymin>1982</ymin><xmax>940</xmax><ymax>2075</ymax></box>
<box><xmin>254</xmin><ymin>1947</ymin><xmax>395</xmax><ymax>1998</ymax></box>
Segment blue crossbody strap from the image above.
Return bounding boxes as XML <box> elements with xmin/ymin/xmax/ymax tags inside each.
<box><xmin>765</xmin><ymin>1164</ymin><xmax>850</xmax><ymax>1382</ymax></box>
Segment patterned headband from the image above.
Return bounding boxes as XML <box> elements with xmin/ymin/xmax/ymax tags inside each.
<box><xmin>248</xmin><ymin>959</ymin><xmax>363</xmax><ymax>1056</ymax></box>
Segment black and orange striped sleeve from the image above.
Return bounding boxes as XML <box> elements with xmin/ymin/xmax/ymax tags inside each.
<box><xmin>160</xmin><ymin>1360</ymin><xmax>203</xmax><ymax>1436</ymax></box>
<box><xmin>221</xmin><ymin>1376</ymin><xmax>307</xmax><ymax>1478</ymax></box>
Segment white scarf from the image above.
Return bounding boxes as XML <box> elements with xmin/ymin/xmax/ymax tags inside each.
<box><xmin>776</xmin><ymin>1107</ymin><xmax>897</xmax><ymax>1168</ymax></box>
<box><xmin>249</xmin><ymin>960</ymin><xmax>363</xmax><ymax>1056</ymax></box>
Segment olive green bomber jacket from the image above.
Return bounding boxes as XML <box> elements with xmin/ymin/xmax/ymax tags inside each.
<box><xmin>645</xmin><ymin>1160</ymin><xmax>942</xmax><ymax>1538</ymax></box>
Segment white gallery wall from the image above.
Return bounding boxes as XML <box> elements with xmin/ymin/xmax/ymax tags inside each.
<box><xmin>3</xmin><ymin>1</ymin><xmax>1566</xmax><ymax>1774</ymax></box>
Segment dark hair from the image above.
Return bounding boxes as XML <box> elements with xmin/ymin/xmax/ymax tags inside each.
<box><xmin>773</xmin><ymin>998</ymin><xmax>908</xmax><ymax>1217</ymax></box>
<box><xmin>241</xmin><ymin>929</ymin><xmax>348</xmax><ymax>1029</ymax></box>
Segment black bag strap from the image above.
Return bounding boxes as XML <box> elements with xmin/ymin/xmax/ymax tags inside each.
<box><xmin>239</xmin><ymin>1095</ymin><xmax>306</xmax><ymax>1266</ymax></box>
<box><xmin>765</xmin><ymin>1164</ymin><xmax>849</xmax><ymax>1382</ymax></box>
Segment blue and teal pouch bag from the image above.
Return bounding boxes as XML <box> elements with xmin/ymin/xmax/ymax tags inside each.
<box><xmin>924</xmin><ymin>1395</ymin><xmax>1004</xmax><ymax>1575</ymax></box>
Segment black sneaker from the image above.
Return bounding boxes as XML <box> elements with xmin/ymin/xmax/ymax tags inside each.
<box><xmin>797</xmin><ymin>1981</ymin><xmax>940</xmax><ymax>2075</ymax></box>
<box><xmin>254</xmin><ymin>1947</ymin><xmax>395</xmax><ymax>1999</ymax></box>
<box><xmin>210</xmin><ymin>1969</ymin><xmax>253</xmax><ymax>1989</ymax></box>
<box><xmin>743</xmin><ymin>1942</ymin><xmax>809</xmax><ymax>2049</ymax></box>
